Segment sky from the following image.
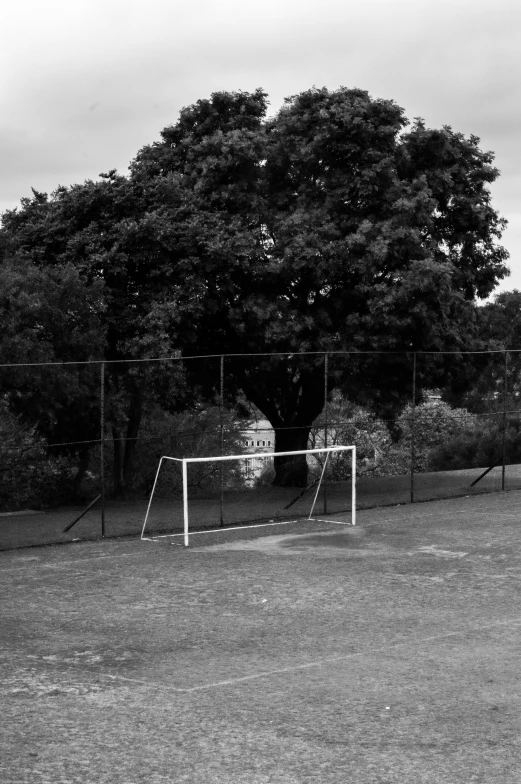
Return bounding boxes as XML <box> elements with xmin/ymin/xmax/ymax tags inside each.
<box><xmin>1</xmin><ymin>0</ymin><xmax>520</xmax><ymax>296</ymax></box>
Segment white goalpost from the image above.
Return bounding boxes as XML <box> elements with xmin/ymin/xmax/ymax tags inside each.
<box><xmin>141</xmin><ymin>445</ymin><xmax>356</xmax><ymax>547</ymax></box>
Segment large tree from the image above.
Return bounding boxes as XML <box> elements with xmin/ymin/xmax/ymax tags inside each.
<box><xmin>2</xmin><ymin>87</ymin><xmax>509</xmax><ymax>488</ymax></box>
<box><xmin>130</xmin><ymin>87</ymin><xmax>508</xmax><ymax>485</ymax></box>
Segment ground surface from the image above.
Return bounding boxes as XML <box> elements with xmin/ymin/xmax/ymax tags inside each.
<box><xmin>0</xmin><ymin>463</ymin><xmax>515</xmax><ymax>550</ymax></box>
<box><xmin>2</xmin><ymin>492</ymin><xmax>521</xmax><ymax>783</ymax></box>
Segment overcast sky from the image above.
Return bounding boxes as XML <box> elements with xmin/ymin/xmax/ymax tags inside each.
<box><xmin>2</xmin><ymin>0</ymin><xmax>520</xmax><ymax>295</ymax></box>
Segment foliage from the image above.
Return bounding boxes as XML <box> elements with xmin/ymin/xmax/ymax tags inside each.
<box><xmin>1</xmin><ymin>86</ymin><xmax>509</xmax><ymax>488</ymax></box>
<box><xmin>0</xmin><ymin>401</ymin><xmax>74</xmax><ymax>511</ymax></box>
<box><xmin>130</xmin><ymin>86</ymin><xmax>508</xmax><ymax>483</ymax></box>
<box><xmin>0</xmin><ymin>177</ymin><xmax>187</xmax><ymax>496</ymax></box>
<box><xmin>310</xmin><ymin>396</ymin><xmax>478</xmax><ymax>478</ymax></box>
<box><xmin>0</xmin><ymin>255</ymin><xmax>106</xmax><ymax>497</ymax></box>
<box><xmin>0</xmin><ymin>254</ymin><xmax>105</xmax><ymax>365</ymax></box>
<box><xmin>128</xmin><ymin>405</ymin><xmax>251</xmax><ymax>497</ymax></box>
<box><xmin>428</xmin><ymin>416</ymin><xmax>521</xmax><ymax>471</ymax></box>
<box><xmin>396</xmin><ymin>400</ymin><xmax>475</xmax><ymax>471</ymax></box>
<box><xmin>442</xmin><ymin>291</ymin><xmax>521</xmax><ymax>415</ymax></box>
<box><xmin>310</xmin><ymin>394</ymin><xmax>392</xmax><ymax>477</ymax></box>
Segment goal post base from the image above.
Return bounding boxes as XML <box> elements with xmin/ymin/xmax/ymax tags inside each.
<box><xmin>142</xmin><ymin>516</ymin><xmax>354</xmax><ymax>546</ymax></box>
<box><xmin>308</xmin><ymin>517</ymin><xmax>356</xmax><ymax>526</ymax></box>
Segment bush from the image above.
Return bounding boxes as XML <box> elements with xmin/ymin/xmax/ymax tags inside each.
<box><xmin>311</xmin><ymin>398</ymin><xmax>477</xmax><ymax>478</ymax></box>
<box><xmin>128</xmin><ymin>405</ymin><xmax>250</xmax><ymax>496</ymax></box>
<box><xmin>0</xmin><ymin>402</ymin><xmax>75</xmax><ymax>511</ymax></box>
<box><xmin>429</xmin><ymin>417</ymin><xmax>521</xmax><ymax>471</ymax></box>
<box><xmin>397</xmin><ymin>400</ymin><xmax>475</xmax><ymax>472</ymax></box>
<box><xmin>311</xmin><ymin>400</ymin><xmax>393</xmax><ymax>475</ymax></box>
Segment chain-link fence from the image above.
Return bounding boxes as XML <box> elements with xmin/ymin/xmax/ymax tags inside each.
<box><xmin>2</xmin><ymin>350</ymin><xmax>520</xmax><ymax>549</ymax></box>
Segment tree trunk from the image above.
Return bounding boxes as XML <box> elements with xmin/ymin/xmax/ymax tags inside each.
<box><xmin>72</xmin><ymin>447</ymin><xmax>90</xmax><ymax>501</ymax></box>
<box><xmin>111</xmin><ymin>382</ymin><xmax>144</xmax><ymax>498</ymax></box>
<box><xmin>273</xmin><ymin>426</ymin><xmax>311</xmax><ymax>487</ymax></box>
<box><xmin>112</xmin><ymin>424</ymin><xmax>125</xmax><ymax>497</ymax></box>
<box><xmin>122</xmin><ymin>390</ymin><xmax>143</xmax><ymax>491</ymax></box>
<box><xmin>233</xmin><ymin>358</ymin><xmax>326</xmax><ymax>488</ymax></box>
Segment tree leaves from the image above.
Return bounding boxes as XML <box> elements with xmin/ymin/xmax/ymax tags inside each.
<box><xmin>0</xmin><ymin>85</ymin><xmax>510</xmax><ymax>487</ymax></box>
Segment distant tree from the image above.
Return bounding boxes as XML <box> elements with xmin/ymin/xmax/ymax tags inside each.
<box><xmin>479</xmin><ymin>291</ymin><xmax>521</xmax><ymax>347</ymax></box>
<box><xmin>428</xmin><ymin>416</ymin><xmax>521</xmax><ymax>472</ymax></box>
<box><xmin>131</xmin><ymin>87</ymin><xmax>508</xmax><ymax>485</ymax></box>
<box><xmin>443</xmin><ymin>291</ymin><xmax>521</xmax><ymax>415</ymax></box>
<box><xmin>438</xmin><ymin>290</ymin><xmax>521</xmax><ymax>471</ymax></box>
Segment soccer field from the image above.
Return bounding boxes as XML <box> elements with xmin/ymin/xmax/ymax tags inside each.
<box><xmin>2</xmin><ymin>493</ymin><xmax>521</xmax><ymax>783</ymax></box>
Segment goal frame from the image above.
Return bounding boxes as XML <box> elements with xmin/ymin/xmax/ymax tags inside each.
<box><xmin>141</xmin><ymin>445</ymin><xmax>356</xmax><ymax>547</ymax></box>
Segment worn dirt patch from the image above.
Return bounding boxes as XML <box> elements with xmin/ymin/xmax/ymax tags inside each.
<box><xmin>413</xmin><ymin>545</ymin><xmax>469</xmax><ymax>559</ymax></box>
<box><xmin>198</xmin><ymin>527</ymin><xmax>393</xmax><ymax>556</ymax></box>
<box><xmin>195</xmin><ymin>528</ymin><xmax>475</xmax><ymax>560</ymax></box>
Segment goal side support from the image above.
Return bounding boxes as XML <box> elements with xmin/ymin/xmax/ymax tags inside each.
<box><xmin>140</xmin><ymin>456</ymin><xmax>183</xmax><ymax>541</ymax></box>
<box><xmin>141</xmin><ymin>446</ymin><xmax>356</xmax><ymax>547</ymax></box>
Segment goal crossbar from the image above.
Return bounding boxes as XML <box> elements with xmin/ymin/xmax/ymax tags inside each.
<box><xmin>141</xmin><ymin>445</ymin><xmax>356</xmax><ymax>546</ymax></box>
<box><xmin>181</xmin><ymin>446</ymin><xmax>355</xmax><ymax>463</ymax></box>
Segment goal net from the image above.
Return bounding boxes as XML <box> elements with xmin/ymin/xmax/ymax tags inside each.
<box><xmin>141</xmin><ymin>445</ymin><xmax>356</xmax><ymax>546</ymax></box>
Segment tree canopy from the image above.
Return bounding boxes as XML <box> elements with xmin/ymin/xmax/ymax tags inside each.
<box><xmin>130</xmin><ymin>86</ymin><xmax>508</xmax><ymax>483</ymax></box>
<box><xmin>1</xmin><ymin>86</ymin><xmax>509</xmax><ymax>488</ymax></box>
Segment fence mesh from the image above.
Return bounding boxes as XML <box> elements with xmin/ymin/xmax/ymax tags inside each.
<box><xmin>1</xmin><ymin>350</ymin><xmax>520</xmax><ymax>549</ymax></box>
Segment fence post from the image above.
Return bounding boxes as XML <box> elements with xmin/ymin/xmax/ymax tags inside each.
<box><xmin>410</xmin><ymin>353</ymin><xmax>417</xmax><ymax>504</ymax></box>
<box><xmin>323</xmin><ymin>352</ymin><xmax>328</xmax><ymax>514</ymax></box>
<box><xmin>220</xmin><ymin>355</ymin><xmax>225</xmax><ymax>526</ymax></box>
<box><xmin>502</xmin><ymin>350</ymin><xmax>508</xmax><ymax>491</ymax></box>
<box><xmin>100</xmin><ymin>361</ymin><xmax>106</xmax><ymax>537</ymax></box>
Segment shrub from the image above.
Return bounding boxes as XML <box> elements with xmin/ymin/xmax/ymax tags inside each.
<box><xmin>429</xmin><ymin>416</ymin><xmax>521</xmax><ymax>471</ymax></box>
<box><xmin>128</xmin><ymin>405</ymin><xmax>250</xmax><ymax>496</ymax></box>
<box><xmin>397</xmin><ymin>400</ymin><xmax>475</xmax><ymax>472</ymax></box>
<box><xmin>0</xmin><ymin>401</ymin><xmax>74</xmax><ymax>511</ymax></box>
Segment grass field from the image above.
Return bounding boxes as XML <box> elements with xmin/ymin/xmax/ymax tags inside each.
<box><xmin>2</xmin><ymin>491</ymin><xmax>521</xmax><ymax>782</ymax></box>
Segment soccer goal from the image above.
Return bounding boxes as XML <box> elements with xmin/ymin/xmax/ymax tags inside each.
<box><xmin>141</xmin><ymin>445</ymin><xmax>356</xmax><ymax>546</ymax></box>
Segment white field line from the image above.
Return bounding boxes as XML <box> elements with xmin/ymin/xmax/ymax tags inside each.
<box><xmin>143</xmin><ymin>515</ymin><xmax>354</xmax><ymax>542</ymax></box>
<box><xmin>143</xmin><ymin>518</ymin><xmax>307</xmax><ymax>540</ymax></box>
<box><xmin>0</xmin><ymin>550</ymin><xmax>144</xmax><ymax>573</ymax></box>
<box><xmin>27</xmin><ymin>615</ymin><xmax>521</xmax><ymax>694</ymax></box>
<box><xmin>358</xmin><ymin>505</ymin><xmax>521</xmax><ymax>526</ymax></box>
